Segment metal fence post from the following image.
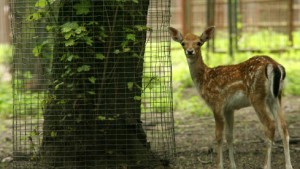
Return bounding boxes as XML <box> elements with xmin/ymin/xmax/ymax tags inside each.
<box><xmin>288</xmin><ymin>0</ymin><xmax>294</xmax><ymax>47</ymax></box>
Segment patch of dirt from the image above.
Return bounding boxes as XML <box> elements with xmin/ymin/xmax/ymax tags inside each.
<box><xmin>0</xmin><ymin>93</ymin><xmax>299</xmax><ymax>169</ymax></box>
<box><xmin>172</xmin><ymin>88</ymin><xmax>300</xmax><ymax>169</ymax></box>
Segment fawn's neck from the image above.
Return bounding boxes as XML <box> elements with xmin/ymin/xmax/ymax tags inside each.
<box><xmin>187</xmin><ymin>51</ymin><xmax>208</xmax><ymax>88</ymax></box>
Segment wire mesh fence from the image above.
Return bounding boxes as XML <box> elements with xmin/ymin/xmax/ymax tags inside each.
<box><xmin>11</xmin><ymin>0</ymin><xmax>174</xmax><ymax>168</ymax></box>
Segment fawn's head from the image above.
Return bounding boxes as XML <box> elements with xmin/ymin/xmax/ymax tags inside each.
<box><xmin>168</xmin><ymin>26</ymin><xmax>215</xmax><ymax>61</ymax></box>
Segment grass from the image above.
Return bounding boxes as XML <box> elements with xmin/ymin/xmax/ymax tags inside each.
<box><xmin>0</xmin><ymin>82</ymin><xmax>13</xmax><ymax>118</ymax></box>
<box><xmin>0</xmin><ymin>44</ymin><xmax>12</xmax><ymax>63</ymax></box>
<box><xmin>0</xmin><ymin>45</ymin><xmax>13</xmax><ymax>118</ymax></box>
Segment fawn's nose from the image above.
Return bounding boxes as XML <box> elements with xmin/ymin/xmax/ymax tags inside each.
<box><xmin>186</xmin><ymin>49</ymin><xmax>195</xmax><ymax>55</ymax></box>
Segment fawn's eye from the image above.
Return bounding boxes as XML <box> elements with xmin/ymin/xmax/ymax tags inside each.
<box><xmin>197</xmin><ymin>42</ymin><xmax>202</xmax><ymax>46</ymax></box>
<box><xmin>181</xmin><ymin>42</ymin><xmax>185</xmax><ymax>46</ymax></box>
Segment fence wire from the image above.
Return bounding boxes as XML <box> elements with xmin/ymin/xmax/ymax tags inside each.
<box><xmin>11</xmin><ymin>0</ymin><xmax>174</xmax><ymax>168</ymax></box>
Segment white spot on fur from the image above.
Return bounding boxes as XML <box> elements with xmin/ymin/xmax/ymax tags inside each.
<box><xmin>224</xmin><ymin>81</ymin><xmax>243</xmax><ymax>91</ymax></box>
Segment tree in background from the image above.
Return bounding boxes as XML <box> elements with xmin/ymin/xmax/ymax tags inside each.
<box><xmin>28</xmin><ymin>0</ymin><xmax>161</xmax><ymax>168</ymax></box>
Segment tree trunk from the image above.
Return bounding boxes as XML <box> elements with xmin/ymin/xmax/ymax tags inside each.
<box><xmin>40</xmin><ymin>1</ymin><xmax>157</xmax><ymax>168</ymax></box>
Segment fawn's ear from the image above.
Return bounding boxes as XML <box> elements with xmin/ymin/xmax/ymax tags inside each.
<box><xmin>200</xmin><ymin>26</ymin><xmax>215</xmax><ymax>42</ymax></box>
<box><xmin>168</xmin><ymin>27</ymin><xmax>183</xmax><ymax>43</ymax></box>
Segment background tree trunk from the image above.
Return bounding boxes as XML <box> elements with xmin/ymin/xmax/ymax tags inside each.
<box><xmin>41</xmin><ymin>1</ymin><xmax>158</xmax><ymax>168</ymax></box>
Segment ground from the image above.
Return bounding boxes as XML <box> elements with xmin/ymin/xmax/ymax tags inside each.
<box><xmin>0</xmin><ymin>90</ymin><xmax>300</xmax><ymax>169</ymax></box>
<box><xmin>172</xmin><ymin>88</ymin><xmax>300</xmax><ymax>169</ymax></box>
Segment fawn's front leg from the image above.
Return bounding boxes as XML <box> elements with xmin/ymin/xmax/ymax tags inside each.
<box><xmin>225</xmin><ymin>110</ymin><xmax>236</xmax><ymax>169</ymax></box>
<box><xmin>214</xmin><ymin>111</ymin><xmax>225</xmax><ymax>169</ymax></box>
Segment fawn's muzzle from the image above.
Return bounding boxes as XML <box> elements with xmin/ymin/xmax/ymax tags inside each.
<box><xmin>186</xmin><ymin>49</ymin><xmax>195</xmax><ymax>55</ymax></box>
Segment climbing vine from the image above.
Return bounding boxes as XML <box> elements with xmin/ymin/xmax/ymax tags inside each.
<box><xmin>27</xmin><ymin>0</ymin><xmax>155</xmax><ymax>98</ymax></box>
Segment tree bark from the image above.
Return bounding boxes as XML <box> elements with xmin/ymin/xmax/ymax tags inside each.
<box><xmin>40</xmin><ymin>1</ymin><xmax>157</xmax><ymax>168</ymax></box>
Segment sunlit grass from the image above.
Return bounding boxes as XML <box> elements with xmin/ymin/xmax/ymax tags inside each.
<box><xmin>0</xmin><ymin>44</ymin><xmax>12</xmax><ymax>64</ymax></box>
<box><xmin>0</xmin><ymin>45</ymin><xmax>13</xmax><ymax>118</ymax></box>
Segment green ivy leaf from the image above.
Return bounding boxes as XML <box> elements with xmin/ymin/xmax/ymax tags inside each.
<box><xmin>61</xmin><ymin>54</ymin><xmax>78</xmax><ymax>62</ymax></box>
<box><xmin>32</xmin><ymin>45</ymin><xmax>41</xmax><ymax>57</ymax></box>
<box><xmin>46</xmin><ymin>25</ymin><xmax>56</xmax><ymax>32</ymax></box>
<box><xmin>67</xmin><ymin>83</ymin><xmax>74</xmax><ymax>88</ymax></box>
<box><xmin>126</xmin><ymin>34</ymin><xmax>136</xmax><ymax>41</ymax></box>
<box><xmin>77</xmin><ymin>65</ymin><xmax>91</xmax><ymax>72</ymax></box>
<box><xmin>51</xmin><ymin>131</ymin><xmax>57</xmax><ymax>138</ymax></box>
<box><xmin>123</xmin><ymin>48</ymin><xmax>131</xmax><ymax>52</ymax></box>
<box><xmin>132</xmin><ymin>53</ymin><xmax>143</xmax><ymax>59</ymax></box>
<box><xmin>32</xmin><ymin>40</ymin><xmax>49</xmax><ymax>57</ymax></box>
<box><xmin>35</xmin><ymin>0</ymin><xmax>56</xmax><ymax>7</ymax></box>
<box><xmin>73</xmin><ymin>0</ymin><xmax>91</xmax><ymax>15</ymax></box>
<box><xmin>132</xmin><ymin>0</ymin><xmax>139</xmax><ymax>3</ymax></box>
<box><xmin>121</xmin><ymin>41</ymin><xmax>128</xmax><ymax>49</ymax></box>
<box><xmin>87</xmin><ymin>21</ymin><xmax>98</xmax><ymax>26</ymax></box>
<box><xmin>88</xmin><ymin>91</ymin><xmax>96</xmax><ymax>95</ymax></box>
<box><xmin>26</xmin><ymin>13</ymin><xmax>42</xmax><ymax>21</ymax></box>
<box><xmin>64</xmin><ymin>32</ymin><xmax>73</xmax><ymax>40</ymax></box>
<box><xmin>96</xmin><ymin>53</ymin><xmax>105</xmax><ymax>60</ymax></box>
<box><xmin>61</xmin><ymin>22</ymin><xmax>79</xmax><ymax>33</ymax></box>
<box><xmin>84</xmin><ymin>37</ymin><xmax>93</xmax><ymax>46</ymax></box>
<box><xmin>66</xmin><ymin>54</ymin><xmax>75</xmax><ymax>62</ymax></box>
<box><xmin>88</xmin><ymin>77</ymin><xmax>96</xmax><ymax>84</ymax></box>
<box><xmin>57</xmin><ymin>100</ymin><xmax>66</xmax><ymax>105</ymax></box>
<box><xmin>54</xmin><ymin>82</ymin><xmax>64</xmax><ymax>90</ymax></box>
<box><xmin>114</xmin><ymin>49</ymin><xmax>120</xmax><ymax>54</ymax></box>
<box><xmin>35</xmin><ymin>0</ymin><xmax>47</xmax><ymax>8</ymax></box>
<box><xmin>127</xmin><ymin>82</ymin><xmax>134</xmax><ymax>91</ymax></box>
<box><xmin>75</xmin><ymin>26</ymin><xmax>86</xmax><ymax>34</ymax></box>
<box><xmin>134</xmin><ymin>96</ymin><xmax>141</xmax><ymax>100</ymax></box>
<box><xmin>97</xmin><ymin>115</ymin><xmax>106</xmax><ymax>121</ymax></box>
<box><xmin>64</xmin><ymin>39</ymin><xmax>75</xmax><ymax>46</ymax></box>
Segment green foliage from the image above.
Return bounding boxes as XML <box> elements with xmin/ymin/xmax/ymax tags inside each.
<box><xmin>77</xmin><ymin>65</ymin><xmax>91</xmax><ymax>72</ymax></box>
<box><xmin>141</xmin><ymin>87</ymin><xmax>172</xmax><ymax>113</ymax></box>
<box><xmin>238</xmin><ymin>30</ymin><xmax>289</xmax><ymax>50</ymax></box>
<box><xmin>279</xmin><ymin>56</ymin><xmax>300</xmax><ymax>95</ymax></box>
<box><xmin>60</xmin><ymin>22</ymin><xmax>93</xmax><ymax>46</ymax></box>
<box><xmin>0</xmin><ymin>45</ymin><xmax>12</xmax><ymax>64</ymax></box>
<box><xmin>127</xmin><ymin>82</ymin><xmax>134</xmax><ymax>91</ymax></box>
<box><xmin>10</xmin><ymin>71</ymin><xmax>46</xmax><ymax>117</ymax></box>
<box><xmin>178</xmin><ymin>95</ymin><xmax>211</xmax><ymax>116</ymax></box>
<box><xmin>171</xmin><ymin>49</ymin><xmax>193</xmax><ymax>88</ymax></box>
<box><xmin>213</xmin><ymin>30</ymin><xmax>300</xmax><ymax>52</ymax></box>
<box><xmin>32</xmin><ymin>40</ymin><xmax>52</xmax><ymax>57</ymax></box>
<box><xmin>117</xmin><ymin>0</ymin><xmax>139</xmax><ymax>3</ymax></box>
<box><xmin>88</xmin><ymin>76</ymin><xmax>96</xmax><ymax>84</ymax></box>
<box><xmin>0</xmin><ymin>82</ymin><xmax>13</xmax><ymax>118</ymax></box>
<box><xmin>73</xmin><ymin>0</ymin><xmax>91</xmax><ymax>15</ymax></box>
<box><xmin>0</xmin><ymin>45</ymin><xmax>13</xmax><ymax>118</ymax></box>
<box><xmin>126</xmin><ymin>34</ymin><xmax>136</xmax><ymax>41</ymax></box>
<box><xmin>26</xmin><ymin>0</ymin><xmax>57</xmax><ymax>22</ymax></box>
<box><xmin>96</xmin><ymin>53</ymin><xmax>105</xmax><ymax>60</ymax></box>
